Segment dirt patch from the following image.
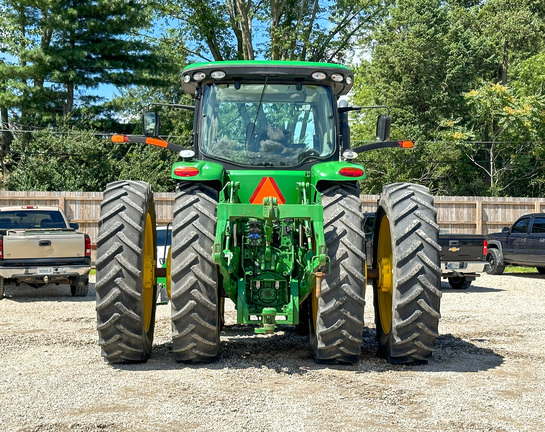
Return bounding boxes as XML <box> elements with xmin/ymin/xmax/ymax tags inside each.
<box><xmin>1</xmin><ymin>273</ymin><xmax>544</xmax><ymax>431</ymax></box>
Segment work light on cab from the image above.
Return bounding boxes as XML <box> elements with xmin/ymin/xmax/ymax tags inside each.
<box><xmin>174</xmin><ymin>166</ymin><xmax>199</xmax><ymax>177</ymax></box>
<box><xmin>193</xmin><ymin>72</ymin><xmax>206</xmax><ymax>81</ymax></box>
<box><xmin>211</xmin><ymin>71</ymin><xmax>226</xmax><ymax>79</ymax></box>
<box><xmin>311</xmin><ymin>71</ymin><xmax>326</xmax><ymax>80</ymax></box>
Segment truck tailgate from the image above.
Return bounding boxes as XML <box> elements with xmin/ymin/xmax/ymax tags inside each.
<box><xmin>2</xmin><ymin>230</ymin><xmax>85</xmax><ymax>260</ymax></box>
<box><xmin>440</xmin><ymin>234</ymin><xmax>485</xmax><ymax>262</ymax></box>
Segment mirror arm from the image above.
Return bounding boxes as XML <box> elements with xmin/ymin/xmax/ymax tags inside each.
<box><xmin>111</xmin><ymin>134</ymin><xmax>186</xmax><ymax>153</ymax></box>
<box><xmin>338</xmin><ymin>105</ymin><xmax>390</xmax><ymax>116</ymax></box>
<box><xmin>351</xmin><ymin>140</ymin><xmax>413</xmax><ymax>154</ymax></box>
<box><xmin>148</xmin><ymin>102</ymin><xmax>195</xmax><ymax>112</ymax></box>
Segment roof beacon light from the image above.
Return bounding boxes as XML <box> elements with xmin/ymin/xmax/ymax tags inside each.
<box><xmin>179</xmin><ymin>149</ymin><xmax>195</xmax><ymax>158</ymax></box>
<box><xmin>192</xmin><ymin>72</ymin><xmax>206</xmax><ymax>81</ymax></box>
<box><xmin>342</xmin><ymin>150</ymin><xmax>358</xmax><ymax>160</ymax></box>
<box><xmin>211</xmin><ymin>70</ymin><xmax>226</xmax><ymax>79</ymax></box>
<box><xmin>400</xmin><ymin>141</ymin><xmax>414</xmax><ymax>148</ymax></box>
<box><xmin>331</xmin><ymin>73</ymin><xmax>344</xmax><ymax>82</ymax></box>
<box><xmin>311</xmin><ymin>71</ymin><xmax>326</xmax><ymax>80</ymax></box>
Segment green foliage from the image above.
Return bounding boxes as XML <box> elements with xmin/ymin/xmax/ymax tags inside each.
<box><xmin>2</xmin><ymin>129</ymin><xmax>178</xmax><ymax>192</ymax></box>
<box><xmin>351</xmin><ymin>0</ymin><xmax>545</xmax><ymax>197</ymax></box>
<box><xmin>0</xmin><ymin>0</ymin><xmax>166</xmax><ymax>126</ymax></box>
<box><xmin>156</xmin><ymin>0</ymin><xmax>384</xmax><ymax>62</ymax></box>
<box><xmin>3</xmin><ymin>129</ymin><xmax>118</xmax><ymax>191</ymax></box>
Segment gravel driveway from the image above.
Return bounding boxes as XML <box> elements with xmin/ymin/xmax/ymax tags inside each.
<box><xmin>1</xmin><ymin>272</ymin><xmax>544</xmax><ymax>432</ymax></box>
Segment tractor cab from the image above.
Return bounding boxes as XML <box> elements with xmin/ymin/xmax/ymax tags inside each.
<box><xmin>164</xmin><ymin>61</ymin><xmax>353</xmax><ymax>170</ymax></box>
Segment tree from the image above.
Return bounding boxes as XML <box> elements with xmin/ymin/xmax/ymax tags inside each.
<box><xmin>350</xmin><ymin>0</ymin><xmax>545</xmax><ymax>196</ymax></box>
<box><xmin>156</xmin><ymin>0</ymin><xmax>383</xmax><ymax>62</ymax></box>
<box><xmin>460</xmin><ymin>83</ymin><xmax>545</xmax><ymax>197</ymax></box>
<box><xmin>0</xmin><ymin>0</ymin><xmax>166</xmax><ymax>128</ymax></box>
<box><xmin>475</xmin><ymin>0</ymin><xmax>544</xmax><ymax>85</ymax></box>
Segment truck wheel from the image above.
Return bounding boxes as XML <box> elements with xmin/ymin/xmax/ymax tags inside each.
<box><xmin>373</xmin><ymin>183</ymin><xmax>442</xmax><ymax>364</ymax></box>
<box><xmin>486</xmin><ymin>248</ymin><xmax>505</xmax><ymax>275</ymax></box>
<box><xmin>70</xmin><ymin>276</ymin><xmax>89</xmax><ymax>297</ymax></box>
<box><xmin>310</xmin><ymin>183</ymin><xmax>366</xmax><ymax>364</ymax></box>
<box><xmin>447</xmin><ymin>276</ymin><xmax>471</xmax><ymax>290</ymax></box>
<box><xmin>170</xmin><ymin>182</ymin><xmax>220</xmax><ymax>363</ymax></box>
<box><xmin>95</xmin><ymin>181</ymin><xmax>157</xmax><ymax>363</ymax></box>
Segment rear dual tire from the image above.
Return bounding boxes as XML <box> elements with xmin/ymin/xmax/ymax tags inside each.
<box><xmin>310</xmin><ymin>183</ymin><xmax>366</xmax><ymax>364</ymax></box>
<box><xmin>373</xmin><ymin>183</ymin><xmax>442</xmax><ymax>364</ymax></box>
<box><xmin>95</xmin><ymin>181</ymin><xmax>157</xmax><ymax>364</ymax></box>
<box><xmin>170</xmin><ymin>182</ymin><xmax>221</xmax><ymax>363</ymax></box>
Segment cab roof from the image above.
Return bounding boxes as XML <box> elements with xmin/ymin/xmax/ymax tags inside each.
<box><xmin>181</xmin><ymin>60</ymin><xmax>354</xmax><ymax>97</ymax></box>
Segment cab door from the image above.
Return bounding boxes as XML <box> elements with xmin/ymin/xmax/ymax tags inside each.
<box><xmin>528</xmin><ymin>216</ymin><xmax>545</xmax><ymax>266</ymax></box>
<box><xmin>505</xmin><ymin>217</ymin><xmax>531</xmax><ymax>264</ymax></box>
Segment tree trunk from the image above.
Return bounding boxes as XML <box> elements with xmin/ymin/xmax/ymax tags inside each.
<box><xmin>64</xmin><ymin>83</ymin><xmax>74</xmax><ymax>116</ymax></box>
<box><xmin>0</xmin><ymin>106</ymin><xmax>11</xmax><ymax>183</ymax></box>
<box><xmin>501</xmin><ymin>40</ymin><xmax>508</xmax><ymax>85</ymax></box>
<box><xmin>234</xmin><ymin>0</ymin><xmax>254</xmax><ymax>60</ymax></box>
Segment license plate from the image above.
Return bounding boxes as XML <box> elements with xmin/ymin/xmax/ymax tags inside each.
<box><xmin>446</xmin><ymin>262</ymin><xmax>461</xmax><ymax>270</ymax></box>
<box><xmin>37</xmin><ymin>267</ymin><xmax>54</xmax><ymax>275</ymax></box>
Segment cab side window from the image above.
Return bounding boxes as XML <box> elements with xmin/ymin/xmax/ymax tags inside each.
<box><xmin>531</xmin><ymin>218</ymin><xmax>545</xmax><ymax>234</ymax></box>
<box><xmin>511</xmin><ymin>218</ymin><xmax>531</xmax><ymax>234</ymax></box>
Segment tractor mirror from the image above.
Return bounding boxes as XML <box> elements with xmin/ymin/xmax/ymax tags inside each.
<box><xmin>376</xmin><ymin>115</ymin><xmax>391</xmax><ymax>141</ymax></box>
<box><xmin>143</xmin><ymin>112</ymin><xmax>160</xmax><ymax>137</ymax></box>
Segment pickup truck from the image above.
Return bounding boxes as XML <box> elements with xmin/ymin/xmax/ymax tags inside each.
<box><xmin>486</xmin><ymin>213</ymin><xmax>545</xmax><ymax>275</ymax></box>
<box><xmin>439</xmin><ymin>234</ymin><xmax>488</xmax><ymax>289</ymax></box>
<box><xmin>0</xmin><ymin>206</ymin><xmax>91</xmax><ymax>298</ymax></box>
<box><xmin>362</xmin><ymin>212</ymin><xmax>487</xmax><ymax>289</ymax></box>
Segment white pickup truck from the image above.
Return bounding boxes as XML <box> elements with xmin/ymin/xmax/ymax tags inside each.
<box><xmin>0</xmin><ymin>206</ymin><xmax>91</xmax><ymax>298</ymax></box>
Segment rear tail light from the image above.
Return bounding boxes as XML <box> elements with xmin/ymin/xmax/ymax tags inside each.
<box><xmin>0</xmin><ymin>236</ymin><xmax>3</xmax><ymax>259</ymax></box>
<box><xmin>85</xmin><ymin>235</ymin><xmax>92</xmax><ymax>258</ymax></box>
<box><xmin>339</xmin><ymin>167</ymin><xmax>365</xmax><ymax>177</ymax></box>
<box><xmin>174</xmin><ymin>166</ymin><xmax>200</xmax><ymax>177</ymax></box>
<box><xmin>483</xmin><ymin>239</ymin><xmax>488</xmax><ymax>257</ymax></box>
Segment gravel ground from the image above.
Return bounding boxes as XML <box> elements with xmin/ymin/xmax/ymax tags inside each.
<box><xmin>1</xmin><ymin>272</ymin><xmax>544</xmax><ymax>432</ymax></box>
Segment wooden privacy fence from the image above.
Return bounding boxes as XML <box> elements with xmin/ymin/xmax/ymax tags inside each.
<box><xmin>1</xmin><ymin>191</ymin><xmax>544</xmax><ymax>245</ymax></box>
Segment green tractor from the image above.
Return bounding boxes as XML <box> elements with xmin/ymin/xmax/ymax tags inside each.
<box><xmin>95</xmin><ymin>61</ymin><xmax>441</xmax><ymax>365</ymax></box>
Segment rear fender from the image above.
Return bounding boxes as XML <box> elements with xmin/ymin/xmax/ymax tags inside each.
<box><xmin>311</xmin><ymin>161</ymin><xmax>366</xmax><ymax>191</ymax></box>
<box><xmin>486</xmin><ymin>240</ymin><xmax>503</xmax><ymax>253</ymax></box>
<box><xmin>171</xmin><ymin>161</ymin><xmax>225</xmax><ymax>186</ymax></box>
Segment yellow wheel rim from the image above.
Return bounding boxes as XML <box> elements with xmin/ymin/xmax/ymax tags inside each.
<box><xmin>165</xmin><ymin>246</ymin><xmax>171</xmax><ymax>300</ymax></box>
<box><xmin>142</xmin><ymin>213</ymin><xmax>155</xmax><ymax>332</ymax></box>
<box><xmin>376</xmin><ymin>214</ymin><xmax>393</xmax><ymax>334</ymax></box>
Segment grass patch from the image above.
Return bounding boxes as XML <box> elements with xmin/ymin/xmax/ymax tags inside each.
<box><xmin>505</xmin><ymin>266</ymin><xmax>538</xmax><ymax>274</ymax></box>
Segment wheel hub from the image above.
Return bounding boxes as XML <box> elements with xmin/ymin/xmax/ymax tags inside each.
<box><xmin>378</xmin><ymin>256</ymin><xmax>392</xmax><ymax>293</ymax></box>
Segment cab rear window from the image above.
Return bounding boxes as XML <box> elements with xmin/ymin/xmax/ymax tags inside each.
<box><xmin>0</xmin><ymin>211</ymin><xmax>66</xmax><ymax>229</ymax></box>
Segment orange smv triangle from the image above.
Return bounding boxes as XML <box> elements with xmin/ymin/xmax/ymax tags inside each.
<box><xmin>249</xmin><ymin>177</ymin><xmax>286</xmax><ymax>205</ymax></box>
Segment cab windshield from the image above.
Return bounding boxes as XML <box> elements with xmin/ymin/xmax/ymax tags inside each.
<box><xmin>199</xmin><ymin>83</ymin><xmax>335</xmax><ymax>166</ymax></box>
